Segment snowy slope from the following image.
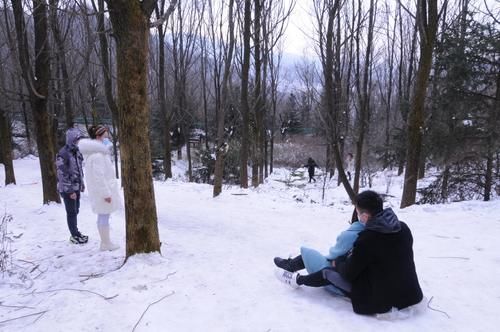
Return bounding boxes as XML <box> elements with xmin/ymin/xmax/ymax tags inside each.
<box><xmin>1</xmin><ymin>157</ymin><xmax>500</xmax><ymax>331</ymax></box>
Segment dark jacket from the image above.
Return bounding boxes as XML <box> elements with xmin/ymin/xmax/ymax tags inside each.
<box><xmin>304</xmin><ymin>159</ymin><xmax>318</xmax><ymax>175</ymax></box>
<box><xmin>336</xmin><ymin>208</ymin><xmax>423</xmax><ymax>315</ymax></box>
<box><xmin>56</xmin><ymin>128</ymin><xmax>84</xmax><ymax>194</ymax></box>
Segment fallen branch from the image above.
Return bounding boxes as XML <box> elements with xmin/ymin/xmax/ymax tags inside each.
<box><xmin>427</xmin><ymin>296</ymin><xmax>450</xmax><ymax>318</ymax></box>
<box><xmin>33</xmin><ymin>268</ymin><xmax>47</xmax><ymax>280</ymax></box>
<box><xmin>23</xmin><ymin>288</ymin><xmax>118</xmax><ymax>301</ymax></box>
<box><xmin>17</xmin><ymin>259</ymin><xmax>36</xmax><ymax>266</ymax></box>
<box><xmin>0</xmin><ymin>302</ymin><xmax>36</xmax><ymax>310</ymax></box>
<box><xmin>79</xmin><ymin>264</ymin><xmax>124</xmax><ymax>283</ymax></box>
<box><xmin>428</xmin><ymin>256</ymin><xmax>469</xmax><ymax>260</ymax></box>
<box><xmin>79</xmin><ymin>273</ymin><xmax>104</xmax><ymax>282</ymax></box>
<box><xmin>0</xmin><ymin>310</ymin><xmax>48</xmax><ymax>325</ymax></box>
<box><xmin>132</xmin><ymin>291</ymin><xmax>175</xmax><ymax>332</ymax></box>
<box><xmin>152</xmin><ymin>271</ymin><xmax>177</xmax><ymax>283</ymax></box>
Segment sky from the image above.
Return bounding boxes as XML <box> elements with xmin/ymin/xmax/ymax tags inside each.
<box><xmin>281</xmin><ymin>0</ymin><xmax>500</xmax><ymax>58</ymax></box>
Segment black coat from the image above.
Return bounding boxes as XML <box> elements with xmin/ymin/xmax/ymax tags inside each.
<box><xmin>336</xmin><ymin>208</ymin><xmax>423</xmax><ymax>315</ymax></box>
<box><xmin>304</xmin><ymin>159</ymin><xmax>317</xmax><ymax>175</ymax></box>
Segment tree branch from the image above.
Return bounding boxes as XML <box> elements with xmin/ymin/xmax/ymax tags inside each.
<box><xmin>150</xmin><ymin>0</ymin><xmax>177</xmax><ymax>28</ymax></box>
<box><xmin>23</xmin><ymin>288</ymin><xmax>118</xmax><ymax>300</ymax></box>
<box><xmin>0</xmin><ymin>311</ymin><xmax>49</xmax><ymax>325</ymax></box>
<box><xmin>132</xmin><ymin>291</ymin><xmax>175</xmax><ymax>332</ymax></box>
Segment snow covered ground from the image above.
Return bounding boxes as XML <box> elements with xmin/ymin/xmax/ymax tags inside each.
<box><xmin>1</xmin><ymin>157</ymin><xmax>500</xmax><ymax>331</ymax></box>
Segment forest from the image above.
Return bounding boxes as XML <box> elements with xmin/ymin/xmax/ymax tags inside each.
<box><xmin>0</xmin><ymin>0</ymin><xmax>498</xmax><ymax>257</ymax></box>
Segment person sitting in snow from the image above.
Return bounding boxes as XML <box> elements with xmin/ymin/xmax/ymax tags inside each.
<box><xmin>274</xmin><ymin>213</ymin><xmax>365</xmax><ymax>296</ymax></box>
<box><xmin>56</xmin><ymin>127</ymin><xmax>88</xmax><ymax>244</ymax></box>
<box><xmin>78</xmin><ymin>125</ymin><xmax>121</xmax><ymax>251</ymax></box>
<box><xmin>275</xmin><ymin>190</ymin><xmax>424</xmax><ymax>316</ymax></box>
<box><xmin>304</xmin><ymin>157</ymin><xmax>319</xmax><ymax>183</ymax></box>
<box><xmin>332</xmin><ymin>190</ymin><xmax>423</xmax><ymax>314</ymax></box>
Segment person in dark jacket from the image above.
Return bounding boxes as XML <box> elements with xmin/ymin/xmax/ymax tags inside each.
<box><xmin>326</xmin><ymin>190</ymin><xmax>423</xmax><ymax>315</ymax></box>
<box><xmin>304</xmin><ymin>157</ymin><xmax>318</xmax><ymax>183</ymax></box>
<box><xmin>56</xmin><ymin>127</ymin><xmax>88</xmax><ymax>244</ymax></box>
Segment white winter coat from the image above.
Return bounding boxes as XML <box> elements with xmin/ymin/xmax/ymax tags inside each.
<box><xmin>78</xmin><ymin>139</ymin><xmax>122</xmax><ymax>214</ymax></box>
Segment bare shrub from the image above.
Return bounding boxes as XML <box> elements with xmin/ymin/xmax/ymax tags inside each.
<box><xmin>273</xmin><ymin>134</ymin><xmax>325</xmax><ymax>169</ymax></box>
<box><xmin>418</xmin><ymin>158</ymin><xmax>500</xmax><ymax>204</ymax></box>
<box><xmin>1</xmin><ymin>212</ymin><xmax>13</xmax><ymax>276</ymax></box>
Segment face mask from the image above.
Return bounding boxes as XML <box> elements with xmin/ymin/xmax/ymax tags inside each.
<box><xmin>102</xmin><ymin>138</ymin><xmax>112</xmax><ymax>146</ymax></box>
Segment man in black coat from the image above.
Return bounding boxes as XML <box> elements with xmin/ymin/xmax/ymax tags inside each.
<box><xmin>327</xmin><ymin>190</ymin><xmax>423</xmax><ymax>315</ymax></box>
<box><xmin>304</xmin><ymin>157</ymin><xmax>318</xmax><ymax>183</ymax></box>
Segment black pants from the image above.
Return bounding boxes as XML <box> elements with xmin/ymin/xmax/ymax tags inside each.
<box><xmin>296</xmin><ymin>269</ymin><xmax>330</xmax><ymax>287</ymax></box>
<box><xmin>61</xmin><ymin>192</ymin><xmax>81</xmax><ymax>237</ymax></box>
<box><xmin>289</xmin><ymin>255</ymin><xmax>351</xmax><ymax>297</ymax></box>
<box><xmin>308</xmin><ymin>172</ymin><xmax>316</xmax><ymax>182</ymax></box>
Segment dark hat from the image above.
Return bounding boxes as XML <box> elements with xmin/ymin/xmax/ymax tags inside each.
<box><xmin>94</xmin><ymin>125</ymin><xmax>108</xmax><ymax>137</ymax></box>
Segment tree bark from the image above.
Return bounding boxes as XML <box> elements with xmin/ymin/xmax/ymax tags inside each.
<box><xmin>0</xmin><ymin>110</ymin><xmax>16</xmax><ymax>185</ymax></box>
<box><xmin>105</xmin><ymin>0</ymin><xmax>161</xmax><ymax>257</ymax></box>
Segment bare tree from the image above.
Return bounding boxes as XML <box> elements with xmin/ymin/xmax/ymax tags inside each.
<box><xmin>169</xmin><ymin>0</ymin><xmax>203</xmax><ymax>181</ymax></box>
<box><xmin>213</xmin><ymin>0</ymin><xmax>235</xmax><ymax>197</ymax></box>
<box><xmin>104</xmin><ymin>0</ymin><xmax>161</xmax><ymax>257</ymax></box>
<box><xmin>314</xmin><ymin>0</ymin><xmax>355</xmax><ymax>201</ymax></box>
<box><xmin>11</xmin><ymin>0</ymin><xmax>60</xmax><ymax>204</ymax></box>
<box><xmin>400</xmin><ymin>0</ymin><xmax>443</xmax><ymax>208</ymax></box>
<box><xmin>396</xmin><ymin>0</ymin><xmax>418</xmax><ymax>175</ymax></box>
<box><xmin>239</xmin><ymin>0</ymin><xmax>251</xmax><ymax>188</ymax></box>
<box><xmin>256</xmin><ymin>0</ymin><xmax>294</xmax><ymax>183</ymax></box>
<box><xmin>154</xmin><ymin>0</ymin><xmax>175</xmax><ymax>179</ymax></box>
<box><xmin>352</xmin><ymin>0</ymin><xmax>376</xmax><ymax>194</ymax></box>
<box><xmin>91</xmin><ymin>0</ymin><xmax>121</xmax><ymax>178</ymax></box>
<box><xmin>48</xmin><ymin>0</ymin><xmax>75</xmax><ymax>129</ymax></box>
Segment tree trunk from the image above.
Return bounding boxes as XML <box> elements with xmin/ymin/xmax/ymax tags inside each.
<box><xmin>49</xmin><ymin>0</ymin><xmax>74</xmax><ymax>128</ymax></box>
<box><xmin>484</xmin><ymin>72</ymin><xmax>500</xmax><ymax>201</ymax></box>
<box><xmin>320</xmin><ymin>1</ymin><xmax>355</xmax><ymax>201</ymax></box>
<box><xmin>239</xmin><ymin>0</ymin><xmax>251</xmax><ymax>188</ymax></box>
<box><xmin>106</xmin><ymin>0</ymin><xmax>161</xmax><ymax>257</ymax></box>
<box><xmin>0</xmin><ymin>110</ymin><xmax>16</xmax><ymax>185</ymax></box>
<box><xmin>213</xmin><ymin>0</ymin><xmax>235</xmax><ymax>197</ymax></box>
<box><xmin>252</xmin><ymin>0</ymin><xmax>263</xmax><ymax>188</ymax></box>
<box><xmin>353</xmin><ymin>0</ymin><xmax>375</xmax><ymax>194</ymax></box>
<box><xmin>401</xmin><ymin>0</ymin><xmax>440</xmax><ymax>208</ymax></box>
<box><xmin>96</xmin><ymin>0</ymin><xmax>121</xmax><ymax>179</ymax></box>
<box><xmin>155</xmin><ymin>2</ymin><xmax>173</xmax><ymax>179</ymax></box>
<box><xmin>11</xmin><ymin>0</ymin><xmax>60</xmax><ymax>204</ymax></box>
<box><xmin>187</xmin><ymin>132</ymin><xmax>192</xmax><ymax>181</ymax></box>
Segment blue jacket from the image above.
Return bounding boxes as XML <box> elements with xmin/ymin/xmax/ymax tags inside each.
<box><xmin>301</xmin><ymin>221</ymin><xmax>365</xmax><ymax>295</ymax></box>
<box><xmin>56</xmin><ymin>128</ymin><xmax>84</xmax><ymax>194</ymax></box>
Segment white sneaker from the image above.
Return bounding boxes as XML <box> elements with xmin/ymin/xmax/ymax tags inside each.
<box><xmin>275</xmin><ymin>268</ymin><xmax>300</xmax><ymax>289</ymax></box>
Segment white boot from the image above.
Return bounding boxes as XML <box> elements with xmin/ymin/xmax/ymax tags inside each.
<box><xmin>274</xmin><ymin>268</ymin><xmax>300</xmax><ymax>289</ymax></box>
<box><xmin>97</xmin><ymin>224</ymin><xmax>120</xmax><ymax>251</ymax></box>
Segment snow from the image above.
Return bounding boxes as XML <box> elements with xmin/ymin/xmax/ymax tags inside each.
<box><xmin>1</xmin><ymin>157</ymin><xmax>500</xmax><ymax>331</ymax></box>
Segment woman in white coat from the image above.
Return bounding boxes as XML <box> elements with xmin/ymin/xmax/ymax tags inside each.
<box><xmin>78</xmin><ymin>125</ymin><xmax>121</xmax><ymax>251</ymax></box>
